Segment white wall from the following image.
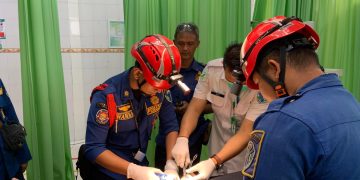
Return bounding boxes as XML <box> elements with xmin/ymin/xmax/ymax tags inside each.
<box><xmin>58</xmin><ymin>0</ymin><xmax>125</xmax><ymax>146</ymax></box>
<box><xmin>0</xmin><ymin>0</ymin><xmax>23</xmax><ymax>123</ymax></box>
<box><xmin>0</xmin><ymin>0</ymin><xmax>125</xmax><ymax>170</ymax></box>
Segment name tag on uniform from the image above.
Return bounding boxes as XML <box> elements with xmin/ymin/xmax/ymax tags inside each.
<box><xmin>117</xmin><ymin>103</ymin><xmax>134</xmax><ymax>120</ymax></box>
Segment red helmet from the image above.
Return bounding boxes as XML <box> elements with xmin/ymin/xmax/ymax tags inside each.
<box><xmin>131</xmin><ymin>34</ymin><xmax>182</xmax><ymax>89</ymax></box>
<box><xmin>240</xmin><ymin>16</ymin><xmax>320</xmax><ymax>89</ymax></box>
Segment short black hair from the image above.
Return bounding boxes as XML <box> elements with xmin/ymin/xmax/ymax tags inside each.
<box><xmin>223</xmin><ymin>42</ymin><xmax>242</xmax><ymax>71</ymax></box>
<box><xmin>174</xmin><ymin>23</ymin><xmax>199</xmax><ymax>40</ymax></box>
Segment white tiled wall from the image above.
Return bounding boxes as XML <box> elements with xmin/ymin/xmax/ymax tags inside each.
<box><xmin>59</xmin><ymin>0</ymin><xmax>125</xmax><ymax>164</ymax></box>
<box><xmin>0</xmin><ymin>0</ymin><xmax>23</xmax><ymax>122</ymax></box>
<box><xmin>0</xmin><ymin>0</ymin><xmax>125</xmax><ymax>171</ymax></box>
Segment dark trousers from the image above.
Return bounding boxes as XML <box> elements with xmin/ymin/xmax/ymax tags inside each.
<box><xmin>76</xmin><ymin>144</ymin><xmax>114</xmax><ymax>180</ymax></box>
<box><xmin>14</xmin><ymin>170</ymin><xmax>25</xmax><ymax>180</ymax></box>
<box><xmin>155</xmin><ymin>136</ymin><xmax>203</xmax><ymax>170</ymax></box>
<box><xmin>5</xmin><ymin>168</ymin><xmax>25</xmax><ymax>180</ymax></box>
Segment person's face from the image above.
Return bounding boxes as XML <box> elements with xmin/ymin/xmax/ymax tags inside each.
<box><xmin>250</xmin><ymin>59</ymin><xmax>282</xmax><ymax>102</ymax></box>
<box><xmin>251</xmin><ymin>72</ymin><xmax>277</xmax><ymax>102</ymax></box>
<box><xmin>140</xmin><ymin>82</ymin><xmax>162</xmax><ymax>96</ymax></box>
<box><xmin>174</xmin><ymin>32</ymin><xmax>199</xmax><ymax>63</ymax></box>
<box><xmin>224</xmin><ymin>67</ymin><xmax>236</xmax><ymax>83</ymax></box>
<box><xmin>132</xmin><ymin>68</ymin><xmax>162</xmax><ymax>96</ymax></box>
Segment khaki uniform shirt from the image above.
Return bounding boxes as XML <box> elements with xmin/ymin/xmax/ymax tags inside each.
<box><xmin>193</xmin><ymin>58</ymin><xmax>268</xmax><ymax>176</ymax></box>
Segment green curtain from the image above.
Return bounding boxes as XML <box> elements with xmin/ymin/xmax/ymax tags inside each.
<box><xmin>252</xmin><ymin>0</ymin><xmax>314</xmax><ymax>27</ymax></box>
<box><xmin>253</xmin><ymin>0</ymin><xmax>360</xmax><ymax>101</ymax></box>
<box><xmin>124</xmin><ymin>0</ymin><xmax>251</xmax><ymax>166</ymax></box>
<box><xmin>124</xmin><ymin>0</ymin><xmax>251</xmax><ymax>68</ymax></box>
<box><xmin>18</xmin><ymin>0</ymin><xmax>74</xmax><ymax>179</ymax></box>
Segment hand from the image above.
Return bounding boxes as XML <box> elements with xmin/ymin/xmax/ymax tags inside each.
<box><xmin>127</xmin><ymin>163</ymin><xmax>163</xmax><ymax>180</ymax></box>
<box><xmin>185</xmin><ymin>158</ymin><xmax>215</xmax><ymax>180</ymax></box>
<box><xmin>164</xmin><ymin>160</ymin><xmax>180</xmax><ymax>180</ymax></box>
<box><xmin>20</xmin><ymin>163</ymin><xmax>28</xmax><ymax>173</ymax></box>
<box><xmin>171</xmin><ymin>137</ymin><xmax>190</xmax><ymax>168</ymax></box>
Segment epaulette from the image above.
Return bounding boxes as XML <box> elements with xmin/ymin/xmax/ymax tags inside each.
<box><xmin>206</xmin><ymin>58</ymin><xmax>224</xmax><ymax>67</ymax></box>
<box><xmin>90</xmin><ymin>83</ymin><xmax>117</xmax><ymax>128</ymax></box>
<box><xmin>90</xmin><ymin>84</ymin><xmax>108</xmax><ymax>102</ymax></box>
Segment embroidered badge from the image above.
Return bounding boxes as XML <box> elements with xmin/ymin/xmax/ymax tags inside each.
<box><xmin>96</xmin><ymin>102</ymin><xmax>107</xmax><ymax>109</ymax></box>
<box><xmin>164</xmin><ymin>90</ymin><xmax>172</xmax><ymax>103</ymax></box>
<box><xmin>199</xmin><ymin>67</ymin><xmax>208</xmax><ymax>81</ymax></box>
<box><xmin>124</xmin><ymin>90</ymin><xmax>129</xmax><ymax>97</ymax></box>
<box><xmin>117</xmin><ymin>103</ymin><xmax>134</xmax><ymax>120</ymax></box>
<box><xmin>96</xmin><ymin>109</ymin><xmax>109</xmax><ymax>125</ymax></box>
<box><xmin>0</xmin><ymin>87</ymin><xmax>3</xmax><ymax>95</ymax></box>
<box><xmin>150</xmin><ymin>95</ymin><xmax>160</xmax><ymax>105</ymax></box>
<box><xmin>257</xmin><ymin>93</ymin><xmax>267</xmax><ymax>103</ymax></box>
<box><xmin>195</xmin><ymin>71</ymin><xmax>202</xmax><ymax>81</ymax></box>
<box><xmin>146</xmin><ymin>95</ymin><xmax>162</xmax><ymax>115</ymax></box>
<box><xmin>118</xmin><ymin>104</ymin><xmax>131</xmax><ymax>112</ymax></box>
<box><xmin>242</xmin><ymin>130</ymin><xmax>265</xmax><ymax>178</ymax></box>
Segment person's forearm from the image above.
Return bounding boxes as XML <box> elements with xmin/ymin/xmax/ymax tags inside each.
<box><xmin>216</xmin><ymin>131</ymin><xmax>250</xmax><ymax>162</ymax></box>
<box><xmin>95</xmin><ymin>150</ymin><xmax>130</xmax><ymax>175</ymax></box>
<box><xmin>216</xmin><ymin>119</ymin><xmax>253</xmax><ymax>163</ymax></box>
<box><xmin>203</xmin><ymin>102</ymin><xmax>213</xmax><ymax>114</ymax></box>
<box><xmin>166</xmin><ymin>131</ymin><xmax>179</xmax><ymax>160</ymax></box>
<box><xmin>179</xmin><ymin>98</ymin><xmax>206</xmax><ymax>137</ymax></box>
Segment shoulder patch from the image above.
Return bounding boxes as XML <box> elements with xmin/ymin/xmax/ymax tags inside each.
<box><xmin>199</xmin><ymin>67</ymin><xmax>208</xmax><ymax>81</ymax></box>
<box><xmin>96</xmin><ymin>109</ymin><xmax>109</xmax><ymax>125</ymax></box>
<box><xmin>195</xmin><ymin>71</ymin><xmax>202</xmax><ymax>81</ymax></box>
<box><xmin>0</xmin><ymin>87</ymin><xmax>3</xmax><ymax>95</ymax></box>
<box><xmin>257</xmin><ymin>93</ymin><xmax>267</xmax><ymax>103</ymax></box>
<box><xmin>242</xmin><ymin>130</ymin><xmax>265</xmax><ymax>178</ymax></box>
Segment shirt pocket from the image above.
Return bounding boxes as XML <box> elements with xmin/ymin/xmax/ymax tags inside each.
<box><xmin>207</xmin><ymin>91</ymin><xmax>226</xmax><ymax>108</ymax></box>
<box><xmin>107</xmin><ymin>119</ymin><xmax>138</xmax><ymax>148</ymax></box>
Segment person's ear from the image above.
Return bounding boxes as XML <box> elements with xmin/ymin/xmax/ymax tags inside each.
<box><xmin>267</xmin><ymin>59</ymin><xmax>281</xmax><ymax>81</ymax></box>
<box><xmin>173</xmin><ymin>39</ymin><xmax>178</xmax><ymax>45</ymax></box>
<box><xmin>133</xmin><ymin>68</ymin><xmax>143</xmax><ymax>80</ymax></box>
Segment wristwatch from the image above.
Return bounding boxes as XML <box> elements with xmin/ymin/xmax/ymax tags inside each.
<box><xmin>211</xmin><ymin>154</ymin><xmax>224</xmax><ymax>170</ymax></box>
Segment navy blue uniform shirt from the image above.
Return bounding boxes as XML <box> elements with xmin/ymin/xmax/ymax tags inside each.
<box><xmin>84</xmin><ymin>70</ymin><xmax>178</xmax><ymax>179</ymax></box>
<box><xmin>156</xmin><ymin>60</ymin><xmax>208</xmax><ymax>146</ymax></box>
<box><xmin>242</xmin><ymin>74</ymin><xmax>360</xmax><ymax>180</ymax></box>
<box><xmin>0</xmin><ymin>79</ymin><xmax>31</xmax><ymax>180</ymax></box>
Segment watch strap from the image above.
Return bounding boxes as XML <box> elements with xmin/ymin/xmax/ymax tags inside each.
<box><xmin>211</xmin><ymin>154</ymin><xmax>223</xmax><ymax>170</ymax></box>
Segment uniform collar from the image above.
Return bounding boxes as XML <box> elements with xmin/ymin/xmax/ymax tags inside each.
<box><xmin>267</xmin><ymin>73</ymin><xmax>342</xmax><ymax>111</ymax></box>
<box><xmin>181</xmin><ymin>59</ymin><xmax>203</xmax><ymax>72</ymax></box>
<box><xmin>117</xmin><ymin>69</ymin><xmax>164</xmax><ymax>101</ymax></box>
<box><xmin>296</xmin><ymin>73</ymin><xmax>342</xmax><ymax>96</ymax></box>
<box><xmin>117</xmin><ymin>69</ymin><xmax>135</xmax><ymax>101</ymax></box>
